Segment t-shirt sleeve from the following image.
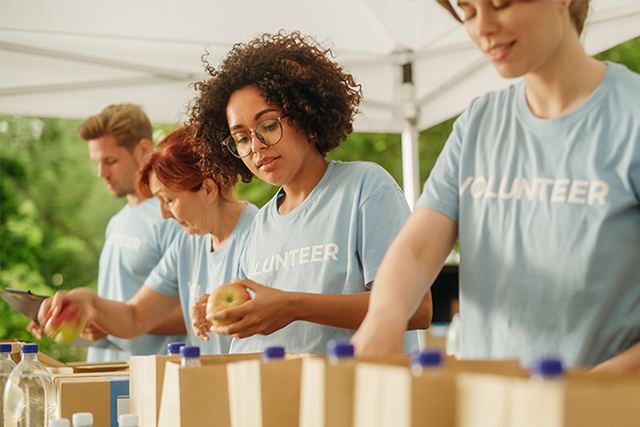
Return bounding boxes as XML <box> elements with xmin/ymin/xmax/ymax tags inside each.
<box><xmin>359</xmin><ymin>171</ymin><xmax>411</xmax><ymax>287</ymax></box>
<box><xmin>145</xmin><ymin>237</ymin><xmax>181</xmax><ymax>298</ymax></box>
<box><xmin>158</xmin><ymin>218</ymin><xmax>184</xmax><ymax>254</ymax></box>
<box><xmin>416</xmin><ymin>109</ymin><xmax>468</xmax><ymax>223</ymax></box>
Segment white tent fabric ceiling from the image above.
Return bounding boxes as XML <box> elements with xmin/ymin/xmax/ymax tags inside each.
<box><xmin>2</xmin><ymin>0</ymin><xmax>640</xmax><ymax>203</ymax></box>
<box><xmin>2</xmin><ymin>0</ymin><xmax>640</xmax><ymax>129</ymax></box>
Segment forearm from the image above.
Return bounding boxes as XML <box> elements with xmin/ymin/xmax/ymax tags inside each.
<box><xmin>148</xmin><ymin>305</ymin><xmax>187</xmax><ymax>335</ymax></box>
<box><xmin>93</xmin><ymin>286</ymin><xmax>181</xmax><ymax>338</ymax></box>
<box><xmin>288</xmin><ymin>287</ymin><xmax>432</xmax><ymax>331</ymax></box>
<box><xmin>292</xmin><ymin>291</ymin><xmax>370</xmax><ymax>330</ymax></box>
<box><xmin>90</xmin><ymin>297</ymin><xmax>151</xmax><ymax>338</ymax></box>
<box><xmin>591</xmin><ymin>341</ymin><xmax>640</xmax><ymax>373</ymax></box>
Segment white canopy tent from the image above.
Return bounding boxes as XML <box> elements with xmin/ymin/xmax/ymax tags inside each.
<box><xmin>2</xmin><ymin>0</ymin><xmax>640</xmax><ymax>206</ymax></box>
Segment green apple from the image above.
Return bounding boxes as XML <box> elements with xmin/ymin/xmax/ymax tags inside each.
<box><xmin>44</xmin><ymin>304</ymin><xmax>87</xmax><ymax>344</ymax></box>
<box><xmin>206</xmin><ymin>283</ymin><xmax>251</xmax><ymax>327</ymax></box>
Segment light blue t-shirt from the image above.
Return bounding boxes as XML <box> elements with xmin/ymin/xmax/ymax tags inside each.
<box><xmin>145</xmin><ymin>203</ymin><xmax>258</xmax><ymax>354</ymax></box>
<box><xmin>418</xmin><ymin>62</ymin><xmax>640</xmax><ymax>368</ymax></box>
<box><xmin>88</xmin><ymin>197</ymin><xmax>187</xmax><ymax>362</ymax></box>
<box><xmin>231</xmin><ymin>160</ymin><xmax>419</xmax><ymax>354</ymax></box>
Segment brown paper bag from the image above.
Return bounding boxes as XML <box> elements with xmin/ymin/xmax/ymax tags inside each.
<box><xmin>156</xmin><ymin>353</ymin><xmax>261</xmax><ymax>427</ymax></box>
<box><xmin>458</xmin><ymin>371</ymin><xmax>640</xmax><ymax>427</ymax></box>
<box><xmin>226</xmin><ymin>356</ymin><xmax>302</xmax><ymax>427</ymax></box>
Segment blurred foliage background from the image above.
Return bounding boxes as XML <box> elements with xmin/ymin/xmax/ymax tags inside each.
<box><xmin>1</xmin><ymin>37</ymin><xmax>638</xmax><ymax>363</ymax></box>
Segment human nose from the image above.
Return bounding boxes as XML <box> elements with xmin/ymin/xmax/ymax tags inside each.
<box><xmin>249</xmin><ymin>130</ymin><xmax>267</xmax><ymax>154</ymax></box>
<box><xmin>470</xmin><ymin>7</ymin><xmax>499</xmax><ymax>38</ymax></box>
<box><xmin>160</xmin><ymin>203</ymin><xmax>173</xmax><ymax>220</ymax></box>
<box><xmin>97</xmin><ymin>163</ymin><xmax>108</xmax><ymax>179</ymax></box>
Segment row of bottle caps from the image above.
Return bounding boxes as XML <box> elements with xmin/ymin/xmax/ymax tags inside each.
<box><xmin>166</xmin><ymin>340</ymin><xmax>566</xmax><ymax>378</ymax></box>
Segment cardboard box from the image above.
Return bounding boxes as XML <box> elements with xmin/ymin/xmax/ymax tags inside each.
<box><xmin>226</xmin><ymin>356</ymin><xmax>302</xmax><ymax>427</ymax></box>
<box><xmin>457</xmin><ymin>371</ymin><xmax>640</xmax><ymax>427</ymax></box>
<box><xmin>156</xmin><ymin>353</ymin><xmax>261</xmax><ymax>427</ymax></box>
<box><xmin>53</xmin><ymin>372</ymin><xmax>130</xmax><ymax>427</ymax></box>
<box><xmin>7</xmin><ymin>341</ymin><xmax>74</xmax><ymax>375</ymax></box>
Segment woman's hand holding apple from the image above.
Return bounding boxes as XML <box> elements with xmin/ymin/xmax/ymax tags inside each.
<box><xmin>207</xmin><ymin>278</ymin><xmax>297</xmax><ymax>339</ymax></box>
<box><xmin>191</xmin><ymin>293</ymin><xmax>213</xmax><ymax>341</ymax></box>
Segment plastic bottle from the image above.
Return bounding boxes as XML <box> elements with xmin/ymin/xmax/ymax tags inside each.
<box><xmin>262</xmin><ymin>346</ymin><xmax>285</xmax><ymax>362</ymax></box>
<box><xmin>1</xmin><ymin>343</ymin><xmax>17</xmax><ymax>419</ymax></box>
<box><xmin>179</xmin><ymin>346</ymin><xmax>202</xmax><ymax>368</ymax></box>
<box><xmin>529</xmin><ymin>357</ymin><xmax>564</xmax><ymax>384</ymax></box>
<box><xmin>410</xmin><ymin>348</ymin><xmax>443</xmax><ymax>376</ymax></box>
<box><xmin>118</xmin><ymin>414</ymin><xmax>139</xmax><ymax>427</ymax></box>
<box><xmin>49</xmin><ymin>419</ymin><xmax>71</xmax><ymax>427</ymax></box>
<box><xmin>72</xmin><ymin>412</ymin><xmax>93</xmax><ymax>427</ymax></box>
<box><xmin>326</xmin><ymin>340</ymin><xmax>355</xmax><ymax>366</ymax></box>
<box><xmin>445</xmin><ymin>313</ymin><xmax>461</xmax><ymax>359</ymax></box>
<box><xmin>166</xmin><ymin>342</ymin><xmax>185</xmax><ymax>356</ymax></box>
<box><xmin>3</xmin><ymin>343</ymin><xmax>57</xmax><ymax>427</ymax></box>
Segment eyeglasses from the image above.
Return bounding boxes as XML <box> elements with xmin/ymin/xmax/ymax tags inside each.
<box><xmin>222</xmin><ymin>116</ymin><xmax>284</xmax><ymax>158</ymax></box>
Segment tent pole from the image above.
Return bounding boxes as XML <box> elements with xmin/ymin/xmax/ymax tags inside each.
<box><xmin>401</xmin><ymin>119</ymin><xmax>420</xmax><ymax>209</ymax></box>
<box><xmin>399</xmin><ymin>52</ymin><xmax>420</xmax><ymax>209</ymax></box>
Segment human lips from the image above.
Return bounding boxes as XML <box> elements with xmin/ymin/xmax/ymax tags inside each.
<box><xmin>256</xmin><ymin>156</ymin><xmax>279</xmax><ymax>172</ymax></box>
<box><xmin>485</xmin><ymin>40</ymin><xmax>516</xmax><ymax>62</ymax></box>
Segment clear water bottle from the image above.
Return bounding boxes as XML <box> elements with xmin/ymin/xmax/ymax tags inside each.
<box><xmin>3</xmin><ymin>343</ymin><xmax>58</xmax><ymax>427</ymax></box>
<box><xmin>166</xmin><ymin>342</ymin><xmax>185</xmax><ymax>356</ymax></box>
<box><xmin>49</xmin><ymin>419</ymin><xmax>71</xmax><ymax>427</ymax></box>
<box><xmin>118</xmin><ymin>413</ymin><xmax>139</xmax><ymax>427</ymax></box>
<box><xmin>410</xmin><ymin>348</ymin><xmax>443</xmax><ymax>376</ymax></box>
<box><xmin>179</xmin><ymin>346</ymin><xmax>201</xmax><ymax>368</ymax></box>
<box><xmin>445</xmin><ymin>313</ymin><xmax>461</xmax><ymax>359</ymax></box>
<box><xmin>72</xmin><ymin>412</ymin><xmax>93</xmax><ymax>427</ymax></box>
<box><xmin>326</xmin><ymin>340</ymin><xmax>355</xmax><ymax>366</ymax></box>
<box><xmin>1</xmin><ymin>343</ymin><xmax>17</xmax><ymax>419</ymax></box>
<box><xmin>530</xmin><ymin>357</ymin><xmax>564</xmax><ymax>384</ymax></box>
<box><xmin>261</xmin><ymin>346</ymin><xmax>285</xmax><ymax>362</ymax></box>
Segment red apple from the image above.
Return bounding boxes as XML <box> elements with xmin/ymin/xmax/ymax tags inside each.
<box><xmin>206</xmin><ymin>283</ymin><xmax>251</xmax><ymax>327</ymax></box>
<box><xmin>44</xmin><ymin>303</ymin><xmax>87</xmax><ymax>344</ymax></box>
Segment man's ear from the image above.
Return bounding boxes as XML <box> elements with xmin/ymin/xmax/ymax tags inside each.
<box><xmin>135</xmin><ymin>138</ymin><xmax>153</xmax><ymax>160</ymax></box>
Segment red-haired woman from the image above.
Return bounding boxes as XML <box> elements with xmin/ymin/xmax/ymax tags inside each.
<box><xmin>40</xmin><ymin>127</ymin><xmax>257</xmax><ymax>354</ymax></box>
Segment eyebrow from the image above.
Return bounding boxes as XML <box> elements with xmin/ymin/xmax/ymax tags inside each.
<box><xmin>229</xmin><ymin>108</ymin><xmax>279</xmax><ymax>131</ymax></box>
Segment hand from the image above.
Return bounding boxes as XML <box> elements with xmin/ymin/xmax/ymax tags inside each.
<box><xmin>41</xmin><ymin>288</ymin><xmax>98</xmax><ymax>332</ymax></box>
<box><xmin>80</xmin><ymin>323</ymin><xmax>108</xmax><ymax>341</ymax></box>
<box><xmin>27</xmin><ymin>320</ymin><xmax>45</xmax><ymax>340</ymax></box>
<box><xmin>351</xmin><ymin>314</ymin><xmax>406</xmax><ymax>356</ymax></box>
<box><xmin>191</xmin><ymin>293</ymin><xmax>212</xmax><ymax>342</ymax></box>
<box><xmin>207</xmin><ymin>278</ymin><xmax>297</xmax><ymax>339</ymax></box>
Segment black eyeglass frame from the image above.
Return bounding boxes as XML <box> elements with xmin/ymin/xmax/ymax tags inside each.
<box><xmin>222</xmin><ymin>116</ymin><xmax>284</xmax><ymax>159</ymax></box>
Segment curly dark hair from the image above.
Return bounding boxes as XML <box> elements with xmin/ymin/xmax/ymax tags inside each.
<box><xmin>188</xmin><ymin>31</ymin><xmax>363</xmax><ymax>181</ymax></box>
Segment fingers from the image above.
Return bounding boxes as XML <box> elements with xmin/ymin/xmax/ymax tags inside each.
<box><xmin>190</xmin><ymin>293</ymin><xmax>212</xmax><ymax>342</ymax></box>
<box><xmin>37</xmin><ymin>297</ymin><xmax>53</xmax><ymax>328</ymax></box>
<box><xmin>26</xmin><ymin>320</ymin><xmax>44</xmax><ymax>340</ymax></box>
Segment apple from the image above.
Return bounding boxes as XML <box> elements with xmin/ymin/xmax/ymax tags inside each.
<box><xmin>206</xmin><ymin>283</ymin><xmax>251</xmax><ymax>327</ymax></box>
<box><xmin>44</xmin><ymin>303</ymin><xmax>87</xmax><ymax>344</ymax></box>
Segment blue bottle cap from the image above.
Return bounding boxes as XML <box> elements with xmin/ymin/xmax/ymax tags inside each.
<box><xmin>21</xmin><ymin>343</ymin><xmax>38</xmax><ymax>354</ymax></box>
<box><xmin>262</xmin><ymin>346</ymin><xmax>285</xmax><ymax>360</ymax></box>
<box><xmin>530</xmin><ymin>357</ymin><xmax>564</xmax><ymax>377</ymax></box>
<box><xmin>0</xmin><ymin>343</ymin><xmax>12</xmax><ymax>353</ymax></box>
<box><xmin>326</xmin><ymin>340</ymin><xmax>354</xmax><ymax>358</ymax></box>
<box><xmin>180</xmin><ymin>345</ymin><xmax>200</xmax><ymax>358</ymax></box>
<box><xmin>411</xmin><ymin>349</ymin><xmax>443</xmax><ymax>368</ymax></box>
<box><xmin>167</xmin><ymin>342</ymin><xmax>186</xmax><ymax>355</ymax></box>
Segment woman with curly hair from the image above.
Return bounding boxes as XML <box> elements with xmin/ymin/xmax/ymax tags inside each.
<box><xmin>354</xmin><ymin>1</ymin><xmax>640</xmax><ymax>371</ymax></box>
<box><xmin>40</xmin><ymin>127</ymin><xmax>257</xmax><ymax>355</ymax></box>
<box><xmin>189</xmin><ymin>31</ymin><xmax>431</xmax><ymax>354</ymax></box>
